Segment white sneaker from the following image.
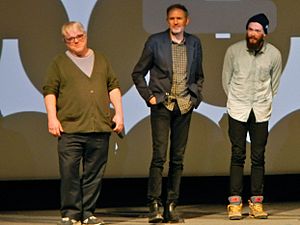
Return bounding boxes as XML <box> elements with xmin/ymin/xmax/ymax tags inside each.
<box><xmin>58</xmin><ymin>217</ymin><xmax>81</xmax><ymax>225</ymax></box>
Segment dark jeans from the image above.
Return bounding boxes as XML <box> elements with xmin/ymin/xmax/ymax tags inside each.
<box><xmin>58</xmin><ymin>132</ymin><xmax>110</xmax><ymax>221</ymax></box>
<box><xmin>148</xmin><ymin>103</ymin><xmax>192</xmax><ymax>205</ymax></box>
<box><xmin>228</xmin><ymin>111</ymin><xmax>268</xmax><ymax>197</ymax></box>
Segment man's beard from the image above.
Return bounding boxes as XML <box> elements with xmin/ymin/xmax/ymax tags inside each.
<box><xmin>171</xmin><ymin>28</ymin><xmax>182</xmax><ymax>36</ymax></box>
<box><xmin>246</xmin><ymin>35</ymin><xmax>264</xmax><ymax>51</ymax></box>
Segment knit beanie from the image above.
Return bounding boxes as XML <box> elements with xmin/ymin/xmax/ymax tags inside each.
<box><xmin>246</xmin><ymin>13</ymin><xmax>269</xmax><ymax>34</ymax></box>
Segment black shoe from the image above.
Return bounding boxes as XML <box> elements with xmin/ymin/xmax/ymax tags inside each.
<box><xmin>148</xmin><ymin>200</ymin><xmax>163</xmax><ymax>223</ymax></box>
<box><xmin>163</xmin><ymin>202</ymin><xmax>184</xmax><ymax>223</ymax></box>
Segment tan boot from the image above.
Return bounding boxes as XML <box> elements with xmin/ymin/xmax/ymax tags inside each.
<box><xmin>227</xmin><ymin>203</ymin><xmax>243</xmax><ymax>220</ymax></box>
<box><xmin>248</xmin><ymin>200</ymin><xmax>268</xmax><ymax>219</ymax></box>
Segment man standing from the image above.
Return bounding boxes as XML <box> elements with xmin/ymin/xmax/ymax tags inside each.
<box><xmin>132</xmin><ymin>4</ymin><xmax>204</xmax><ymax>223</ymax></box>
<box><xmin>222</xmin><ymin>13</ymin><xmax>282</xmax><ymax>220</ymax></box>
<box><xmin>43</xmin><ymin>22</ymin><xmax>123</xmax><ymax>225</ymax></box>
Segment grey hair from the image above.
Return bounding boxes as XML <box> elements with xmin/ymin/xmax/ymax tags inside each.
<box><xmin>61</xmin><ymin>21</ymin><xmax>86</xmax><ymax>37</ymax></box>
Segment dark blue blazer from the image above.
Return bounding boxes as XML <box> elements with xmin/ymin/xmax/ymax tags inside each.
<box><xmin>132</xmin><ymin>29</ymin><xmax>204</xmax><ymax>108</ymax></box>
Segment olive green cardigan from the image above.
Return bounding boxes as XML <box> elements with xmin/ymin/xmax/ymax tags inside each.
<box><xmin>43</xmin><ymin>51</ymin><xmax>120</xmax><ymax>133</ymax></box>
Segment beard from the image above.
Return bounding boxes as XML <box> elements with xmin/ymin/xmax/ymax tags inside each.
<box><xmin>170</xmin><ymin>27</ymin><xmax>183</xmax><ymax>35</ymax></box>
<box><xmin>246</xmin><ymin>35</ymin><xmax>264</xmax><ymax>51</ymax></box>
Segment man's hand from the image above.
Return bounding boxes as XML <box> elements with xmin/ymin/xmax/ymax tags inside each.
<box><xmin>111</xmin><ymin>114</ymin><xmax>124</xmax><ymax>135</ymax></box>
<box><xmin>149</xmin><ymin>96</ymin><xmax>157</xmax><ymax>105</ymax></box>
<box><xmin>48</xmin><ymin>117</ymin><xmax>63</xmax><ymax>137</ymax></box>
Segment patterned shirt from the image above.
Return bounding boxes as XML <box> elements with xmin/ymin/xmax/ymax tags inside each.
<box><xmin>164</xmin><ymin>41</ymin><xmax>192</xmax><ymax>114</ymax></box>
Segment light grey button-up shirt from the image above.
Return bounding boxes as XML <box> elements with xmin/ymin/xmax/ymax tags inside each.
<box><xmin>222</xmin><ymin>40</ymin><xmax>282</xmax><ymax>122</ymax></box>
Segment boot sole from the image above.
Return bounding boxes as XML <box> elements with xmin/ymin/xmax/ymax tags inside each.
<box><xmin>149</xmin><ymin>216</ymin><xmax>163</xmax><ymax>223</ymax></box>
<box><xmin>249</xmin><ymin>214</ymin><xmax>268</xmax><ymax>219</ymax></box>
<box><xmin>229</xmin><ymin>216</ymin><xmax>242</xmax><ymax>220</ymax></box>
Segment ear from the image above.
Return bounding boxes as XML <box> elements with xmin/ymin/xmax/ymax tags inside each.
<box><xmin>186</xmin><ymin>17</ymin><xmax>190</xmax><ymax>26</ymax></box>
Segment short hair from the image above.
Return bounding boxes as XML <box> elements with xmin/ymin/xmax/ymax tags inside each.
<box><xmin>166</xmin><ymin>4</ymin><xmax>189</xmax><ymax>17</ymax></box>
<box><xmin>61</xmin><ymin>21</ymin><xmax>86</xmax><ymax>37</ymax></box>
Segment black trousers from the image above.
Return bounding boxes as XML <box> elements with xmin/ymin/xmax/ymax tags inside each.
<box><xmin>228</xmin><ymin>111</ymin><xmax>268</xmax><ymax>197</ymax></box>
<box><xmin>148</xmin><ymin>103</ymin><xmax>192</xmax><ymax>205</ymax></box>
<box><xmin>58</xmin><ymin>132</ymin><xmax>110</xmax><ymax>221</ymax></box>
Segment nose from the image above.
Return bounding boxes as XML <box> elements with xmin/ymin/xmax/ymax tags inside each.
<box><xmin>249</xmin><ymin>30</ymin><xmax>255</xmax><ymax>35</ymax></box>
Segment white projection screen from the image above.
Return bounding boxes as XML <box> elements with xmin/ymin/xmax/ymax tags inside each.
<box><xmin>0</xmin><ymin>0</ymin><xmax>300</xmax><ymax>180</ymax></box>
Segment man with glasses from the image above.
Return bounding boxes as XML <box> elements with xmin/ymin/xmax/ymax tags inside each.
<box><xmin>43</xmin><ymin>21</ymin><xmax>124</xmax><ymax>225</ymax></box>
<box><xmin>222</xmin><ymin>13</ymin><xmax>282</xmax><ymax>220</ymax></box>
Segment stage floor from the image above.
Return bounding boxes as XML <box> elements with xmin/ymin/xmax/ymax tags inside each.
<box><xmin>0</xmin><ymin>202</ymin><xmax>300</xmax><ymax>225</ymax></box>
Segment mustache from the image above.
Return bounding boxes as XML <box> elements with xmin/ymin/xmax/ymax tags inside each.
<box><xmin>247</xmin><ymin>35</ymin><xmax>259</xmax><ymax>41</ymax></box>
<box><xmin>246</xmin><ymin>36</ymin><xmax>264</xmax><ymax>50</ymax></box>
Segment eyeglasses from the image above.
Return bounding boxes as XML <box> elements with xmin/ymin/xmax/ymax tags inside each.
<box><xmin>64</xmin><ymin>33</ymin><xmax>85</xmax><ymax>43</ymax></box>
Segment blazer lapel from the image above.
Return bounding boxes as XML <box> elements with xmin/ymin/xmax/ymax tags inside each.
<box><xmin>185</xmin><ymin>35</ymin><xmax>194</xmax><ymax>79</ymax></box>
<box><xmin>162</xmin><ymin>30</ymin><xmax>173</xmax><ymax>78</ymax></box>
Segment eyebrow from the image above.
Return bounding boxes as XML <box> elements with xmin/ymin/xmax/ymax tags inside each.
<box><xmin>248</xmin><ymin>27</ymin><xmax>263</xmax><ymax>32</ymax></box>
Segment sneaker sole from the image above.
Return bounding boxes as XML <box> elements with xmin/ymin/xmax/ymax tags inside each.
<box><xmin>83</xmin><ymin>223</ymin><xmax>104</xmax><ymax>225</ymax></box>
<box><xmin>165</xmin><ymin>218</ymin><xmax>185</xmax><ymax>223</ymax></box>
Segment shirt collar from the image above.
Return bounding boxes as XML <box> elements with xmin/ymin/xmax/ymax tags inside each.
<box><xmin>171</xmin><ymin>38</ymin><xmax>186</xmax><ymax>45</ymax></box>
<box><xmin>246</xmin><ymin>40</ymin><xmax>267</xmax><ymax>55</ymax></box>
